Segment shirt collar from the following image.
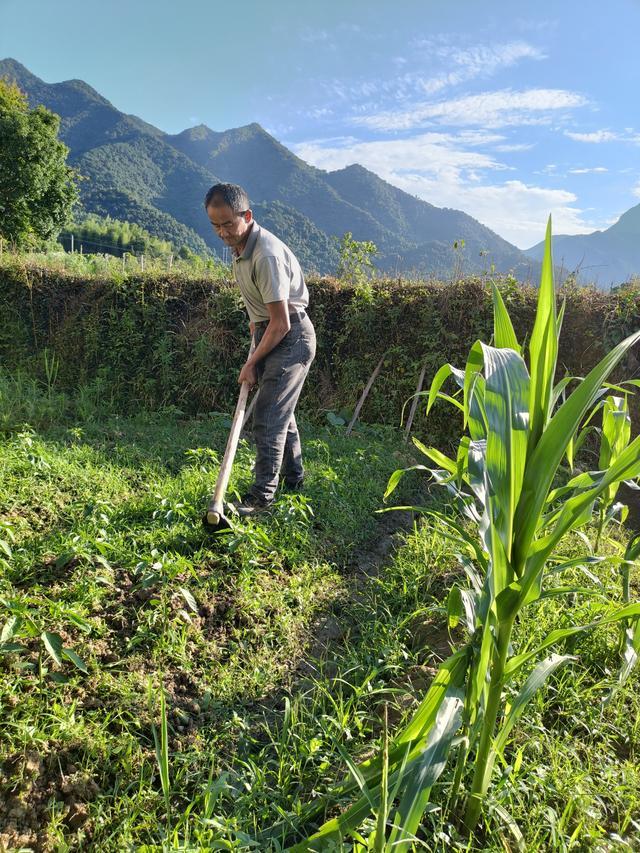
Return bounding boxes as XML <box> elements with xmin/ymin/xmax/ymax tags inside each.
<box><xmin>234</xmin><ymin>221</ymin><xmax>260</xmax><ymax>261</ymax></box>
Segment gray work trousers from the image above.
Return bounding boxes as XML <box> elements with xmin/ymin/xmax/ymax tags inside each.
<box><xmin>251</xmin><ymin>313</ymin><xmax>316</xmax><ymax>501</ymax></box>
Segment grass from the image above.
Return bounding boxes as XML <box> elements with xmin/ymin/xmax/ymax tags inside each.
<box><xmin>0</xmin><ymin>391</ymin><xmax>639</xmax><ymax>850</ymax></box>
<box><xmin>0</xmin><ymin>246</ymin><xmax>229</xmax><ymax>282</ymax></box>
<box><xmin>0</xmin><ymin>402</ymin><xmax>416</xmax><ymax>850</ymax></box>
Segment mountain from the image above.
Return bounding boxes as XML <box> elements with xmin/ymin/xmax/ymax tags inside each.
<box><xmin>324</xmin><ymin>164</ymin><xmax>532</xmax><ymax>275</ymax></box>
<box><xmin>0</xmin><ymin>58</ymin><xmax>214</xmax><ymax>256</ymax></box>
<box><xmin>525</xmin><ymin>205</ymin><xmax>640</xmax><ymax>288</ymax></box>
<box><xmin>168</xmin><ymin>124</ymin><xmax>407</xmax><ymax>254</ymax></box>
<box><xmin>1</xmin><ymin>57</ymin><xmax>536</xmax><ymax>276</ymax></box>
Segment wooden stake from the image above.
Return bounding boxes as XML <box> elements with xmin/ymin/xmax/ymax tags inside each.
<box><xmin>404</xmin><ymin>362</ymin><xmax>428</xmax><ymax>442</ymax></box>
<box><xmin>346</xmin><ymin>354</ymin><xmax>385</xmax><ymax>435</ymax></box>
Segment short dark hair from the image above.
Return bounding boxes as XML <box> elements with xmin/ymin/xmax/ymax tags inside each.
<box><xmin>204</xmin><ymin>183</ymin><xmax>250</xmax><ymax>212</ymax></box>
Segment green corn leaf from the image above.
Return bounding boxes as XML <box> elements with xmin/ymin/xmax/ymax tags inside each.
<box><xmin>618</xmin><ymin>619</ymin><xmax>640</xmax><ymax>685</ymax></box>
<box><xmin>460</xmin><ymin>588</ymin><xmax>478</xmax><ymax>634</ymax></box>
<box><xmin>556</xmin><ymin>298</ymin><xmax>566</xmax><ymax>341</ymax></box>
<box><xmin>436</xmin><ymin>392</ymin><xmax>465</xmax><ymax>412</ymax></box>
<box><xmin>551</xmin><ymin>375</ymin><xmax>576</xmax><ymax>410</ymax></box>
<box><xmin>495</xmin><ymin>582</ymin><xmax>522</xmax><ymax>622</ymax></box>
<box><xmin>504</xmin><ymin>602</ymin><xmax>640</xmax><ymax>680</ymax></box>
<box><xmin>387</xmin><ymin>691</ymin><xmax>464</xmax><ymax>851</ymax></box>
<box><xmin>527</xmin><ymin>215</ymin><xmax>558</xmax><ymax>453</ymax></box>
<box><xmin>343</xmin><ymin>649</ymin><xmax>469</xmax><ymax>796</ymax></box>
<box><xmin>538</xmin><ymin>586</ymin><xmax>607</xmax><ymax>601</ymax></box>
<box><xmin>546</xmin><ymin>556</ymin><xmax>607</xmax><ymax>586</ymax></box>
<box><xmin>491</xmin><ymin>282</ymin><xmax>520</xmax><ymax>352</ymax></box>
<box><xmin>480</xmin><ymin>343</ymin><xmax>530</xmax><ymax>564</ymax></box>
<box><xmin>419</xmin><ymin>446</ymin><xmax>458</xmax><ymax>477</ymax></box>
<box><xmin>374</xmin><ymin>647</ymin><xmax>468</xmax><ymax>752</ymax></box>
<box><xmin>514</xmin><ymin>327</ymin><xmax>640</xmax><ymax>573</ymax></box>
<box><xmin>456</xmin><ymin>436</ymin><xmax>471</xmax><ymax>484</ymax></box>
<box><xmin>383</xmin><ymin>465</ymin><xmax>429</xmax><ymax>500</ymax></box>
<box><xmin>447</xmin><ymin>585</ymin><xmax>477</xmax><ymax>635</ymax></box>
<box><xmin>411</xmin><ymin>436</ymin><xmax>458</xmax><ymax>477</ymax></box>
<box><xmin>520</xmin><ymin>434</ymin><xmax>640</xmax><ymax>604</ymax></box>
<box><xmin>599</xmin><ymin>395</ymin><xmax>631</xmax><ymax>509</ymax></box>
<box><xmin>625</xmin><ymin>531</ymin><xmax>640</xmax><ymax>562</ymax></box>
<box><xmin>469</xmin><ymin>614</ymin><xmax>496</xmax><ymax>722</ymax></box>
<box><xmin>448</xmin><ymin>586</ymin><xmax>463</xmax><ymax>629</ymax></box>
<box><xmin>426</xmin><ymin>363</ymin><xmax>455</xmax><ymax>416</ymax></box>
<box><xmin>493</xmin><ymin>654</ymin><xmax>575</xmax><ymax>758</ymax></box>
<box><xmin>280</xmin><ymin>646</ymin><xmax>470</xmax><ymax>845</ymax></box>
<box><xmin>464</xmin><ymin>342</ymin><xmax>488</xmax><ymax>440</ymax></box>
<box><xmin>293</xmin><ymin>688</ymin><xmax>464</xmax><ymax>853</ymax></box>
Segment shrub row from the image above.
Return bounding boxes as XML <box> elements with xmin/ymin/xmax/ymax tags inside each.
<box><xmin>2</xmin><ymin>258</ymin><xmax>640</xmax><ymax>446</ymax></box>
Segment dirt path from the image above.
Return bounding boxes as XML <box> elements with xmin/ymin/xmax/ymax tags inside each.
<box><xmin>300</xmin><ymin>509</ymin><xmax>415</xmax><ymax>666</ymax></box>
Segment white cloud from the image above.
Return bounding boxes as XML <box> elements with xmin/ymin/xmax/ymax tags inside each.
<box><xmin>309</xmin><ymin>40</ymin><xmax>548</xmax><ymax>124</ymax></box>
<box><xmin>568</xmin><ymin>166</ymin><xmax>608</xmax><ymax>174</ymax></box>
<box><xmin>292</xmin><ymin>134</ymin><xmax>599</xmax><ymax>248</ymax></box>
<box><xmin>455</xmin><ymin>130</ymin><xmax>506</xmax><ymax>146</ymax></box>
<box><xmin>455</xmin><ymin>181</ymin><xmax>594</xmax><ymax>247</ymax></box>
<box><xmin>306</xmin><ymin>107</ymin><xmax>333</xmax><ymax>119</ymax></box>
<box><xmin>419</xmin><ymin>41</ymin><xmax>545</xmax><ymax>95</ymax></box>
<box><xmin>293</xmin><ymin>132</ymin><xmax>505</xmax><ymax>183</ymax></box>
<box><xmin>494</xmin><ymin>143</ymin><xmax>535</xmax><ymax>152</ymax></box>
<box><xmin>299</xmin><ymin>27</ymin><xmax>330</xmax><ymax>43</ymax></box>
<box><xmin>565</xmin><ymin>129</ymin><xmax>640</xmax><ymax>145</ymax></box>
<box><xmin>564</xmin><ymin>130</ymin><xmax>619</xmax><ymax>143</ymax></box>
<box><xmin>354</xmin><ymin>88</ymin><xmax>589</xmax><ymax>131</ymax></box>
<box><xmin>634</xmin><ymin>183</ymin><xmax>640</xmax><ymax>198</ymax></box>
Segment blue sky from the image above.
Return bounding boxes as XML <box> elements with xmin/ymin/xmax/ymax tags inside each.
<box><xmin>2</xmin><ymin>0</ymin><xmax>640</xmax><ymax>247</ymax></box>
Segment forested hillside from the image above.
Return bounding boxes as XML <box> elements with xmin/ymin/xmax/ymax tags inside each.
<box><xmin>0</xmin><ymin>58</ymin><xmax>538</xmax><ymax>277</ymax></box>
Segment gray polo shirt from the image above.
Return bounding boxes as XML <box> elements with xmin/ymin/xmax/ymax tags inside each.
<box><xmin>232</xmin><ymin>221</ymin><xmax>309</xmax><ymax>323</ymax></box>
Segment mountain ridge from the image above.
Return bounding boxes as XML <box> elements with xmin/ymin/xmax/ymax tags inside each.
<box><xmin>2</xmin><ymin>57</ymin><xmax>544</xmax><ymax>277</ymax></box>
<box><xmin>525</xmin><ymin>204</ymin><xmax>640</xmax><ymax>287</ymax></box>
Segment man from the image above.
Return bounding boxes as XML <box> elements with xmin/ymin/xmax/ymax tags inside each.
<box><xmin>204</xmin><ymin>183</ymin><xmax>316</xmax><ymax>517</ymax></box>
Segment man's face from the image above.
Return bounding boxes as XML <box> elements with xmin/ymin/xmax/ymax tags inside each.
<box><xmin>207</xmin><ymin>203</ymin><xmax>252</xmax><ymax>249</ymax></box>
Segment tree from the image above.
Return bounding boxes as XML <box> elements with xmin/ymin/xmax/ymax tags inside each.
<box><xmin>0</xmin><ymin>78</ymin><xmax>78</xmax><ymax>248</ymax></box>
<box><xmin>335</xmin><ymin>231</ymin><xmax>378</xmax><ymax>286</ymax></box>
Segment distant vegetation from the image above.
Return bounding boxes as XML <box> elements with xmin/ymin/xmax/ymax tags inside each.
<box><xmin>0</xmin><ymin>78</ymin><xmax>77</xmax><ymax>248</ymax></box>
<box><xmin>59</xmin><ymin>215</ymin><xmax>174</xmax><ymax>258</ymax></box>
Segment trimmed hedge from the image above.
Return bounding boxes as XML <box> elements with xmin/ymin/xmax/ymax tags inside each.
<box><xmin>2</xmin><ymin>258</ymin><xmax>640</xmax><ymax>446</ymax></box>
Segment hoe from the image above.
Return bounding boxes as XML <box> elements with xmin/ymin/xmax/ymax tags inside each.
<box><xmin>203</xmin><ymin>341</ymin><xmax>256</xmax><ymax>532</ymax></box>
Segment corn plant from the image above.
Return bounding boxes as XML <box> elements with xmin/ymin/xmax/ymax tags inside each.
<box><xmin>280</xmin><ymin>219</ymin><xmax>640</xmax><ymax>849</ymax></box>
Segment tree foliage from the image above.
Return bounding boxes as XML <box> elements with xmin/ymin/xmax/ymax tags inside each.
<box><xmin>336</xmin><ymin>231</ymin><xmax>378</xmax><ymax>286</ymax></box>
<box><xmin>0</xmin><ymin>78</ymin><xmax>78</xmax><ymax>248</ymax></box>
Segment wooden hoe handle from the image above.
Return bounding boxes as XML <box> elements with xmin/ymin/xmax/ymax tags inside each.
<box><xmin>206</xmin><ymin>338</ymin><xmax>256</xmax><ymax>526</ymax></box>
